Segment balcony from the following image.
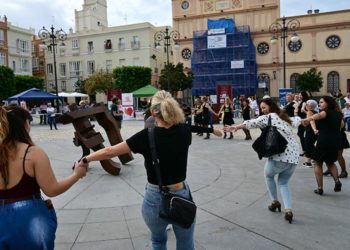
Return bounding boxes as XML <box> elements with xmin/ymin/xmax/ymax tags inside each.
<box><xmin>131</xmin><ymin>41</ymin><xmax>140</xmax><ymax>50</ymax></box>
<box><xmin>70</xmin><ymin>71</ymin><xmax>83</xmax><ymax>78</ymax></box>
<box><xmin>72</xmin><ymin>48</ymin><xmax>80</xmax><ymax>56</ymax></box>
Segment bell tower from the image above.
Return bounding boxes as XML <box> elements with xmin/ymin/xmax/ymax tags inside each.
<box><xmin>75</xmin><ymin>0</ymin><xmax>108</xmax><ymax>32</ymax></box>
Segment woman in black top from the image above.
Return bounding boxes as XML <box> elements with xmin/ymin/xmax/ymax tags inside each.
<box><xmin>297</xmin><ymin>91</ymin><xmax>309</xmax><ymax>156</ymax></box>
<box><xmin>77</xmin><ymin>91</ymin><xmax>221</xmax><ymax>249</ymax></box>
<box><xmin>303</xmin><ymin>96</ymin><xmax>343</xmax><ymax>195</ymax></box>
<box><xmin>241</xmin><ymin>99</ymin><xmax>252</xmax><ymax>140</ymax></box>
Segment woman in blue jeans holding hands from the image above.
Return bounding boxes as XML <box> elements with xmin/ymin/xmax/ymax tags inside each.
<box><xmin>225</xmin><ymin>98</ymin><xmax>301</xmax><ymax>224</ymax></box>
<box><xmin>77</xmin><ymin>91</ymin><xmax>222</xmax><ymax>249</ymax></box>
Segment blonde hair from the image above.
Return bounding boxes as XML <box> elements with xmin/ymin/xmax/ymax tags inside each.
<box><xmin>224</xmin><ymin>97</ymin><xmax>232</xmax><ymax>105</ymax></box>
<box><xmin>151</xmin><ymin>90</ymin><xmax>185</xmax><ymax>125</ymax></box>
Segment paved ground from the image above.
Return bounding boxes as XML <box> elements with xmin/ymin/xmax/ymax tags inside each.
<box><xmin>30</xmin><ymin>118</ymin><xmax>350</xmax><ymax>250</ymax></box>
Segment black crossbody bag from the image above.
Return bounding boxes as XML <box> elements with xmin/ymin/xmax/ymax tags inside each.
<box><xmin>147</xmin><ymin>127</ymin><xmax>197</xmax><ymax>229</ymax></box>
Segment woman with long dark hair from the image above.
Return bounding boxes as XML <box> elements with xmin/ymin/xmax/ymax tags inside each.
<box><xmin>225</xmin><ymin>98</ymin><xmax>300</xmax><ymax>224</ymax></box>
<box><xmin>303</xmin><ymin>96</ymin><xmax>343</xmax><ymax>195</ymax></box>
<box><xmin>0</xmin><ymin>105</ymin><xmax>87</xmax><ymax>249</ymax></box>
<box><xmin>297</xmin><ymin>91</ymin><xmax>309</xmax><ymax>156</ymax></box>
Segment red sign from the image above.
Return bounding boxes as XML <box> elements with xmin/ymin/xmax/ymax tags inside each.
<box><xmin>107</xmin><ymin>89</ymin><xmax>122</xmax><ymax>101</ymax></box>
<box><xmin>216</xmin><ymin>85</ymin><xmax>232</xmax><ymax>104</ymax></box>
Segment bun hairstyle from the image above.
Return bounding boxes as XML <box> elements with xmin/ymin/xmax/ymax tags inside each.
<box><xmin>0</xmin><ymin>105</ymin><xmax>34</xmax><ymax>187</ymax></box>
<box><xmin>150</xmin><ymin>90</ymin><xmax>185</xmax><ymax>125</ymax></box>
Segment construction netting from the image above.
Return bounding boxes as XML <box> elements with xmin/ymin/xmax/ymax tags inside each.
<box><xmin>191</xmin><ymin>20</ymin><xmax>257</xmax><ymax>97</ymax></box>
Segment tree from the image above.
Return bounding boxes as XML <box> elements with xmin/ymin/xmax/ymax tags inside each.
<box><xmin>14</xmin><ymin>75</ymin><xmax>44</xmax><ymax>93</ymax></box>
<box><xmin>0</xmin><ymin>66</ymin><xmax>16</xmax><ymax>102</ymax></box>
<box><xmin>296</xmin><ymin>68</ymin><xmax>323</xmax><ymax>97</ymax></box>
<box><xmin>113</xmin><ymin>66</ymin><xmax>152</xmax><ymax>92</ymax></box>
<box><xmin>84</xmin><ymin>69</ymin><xmax>113</xmax><ymax>95</ymax></box>
<box><xmin>159</xmin><ymin>63</ymin><xmax>192</xmax><ymax>92</ymax></box>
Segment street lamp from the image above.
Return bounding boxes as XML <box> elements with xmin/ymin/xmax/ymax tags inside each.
<box><xmin>38</xmin><ymin>25</ymin><xmax>67</xmax><ymax>112</ymax></box>
<box><xmin>154</xmin><ymin>26</ymin><xmax>180</xmax><ymax>91</ymax></box>
<box><xmin>269</xmin><ymin>17</ymin><xmax>300</xmax><ymax>88</ymax></box>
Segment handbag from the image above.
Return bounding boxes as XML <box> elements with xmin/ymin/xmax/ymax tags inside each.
<box><xmin>252</xmin><ymin>115</ymin><xmax>288</xmax><ymax>159</ymax></box>
<box><xmin>147</xmin><ymin>127</ymin><xmax>197</xmax><ymax>229</ymax></box>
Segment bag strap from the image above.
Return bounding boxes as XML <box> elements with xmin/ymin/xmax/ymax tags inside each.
<box><xmin>147</xmin><ymin>127</ymin><xmax>167</xmax><ymax>192</ymax></box>
<box><xmin>268</xmin><ymin>115</ymin><xmax>272</xmax><ymax>126</ymax></box>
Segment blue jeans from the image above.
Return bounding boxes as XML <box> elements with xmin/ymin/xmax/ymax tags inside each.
<box><xmin>142</xmin><ymin>182</ymin><xmax>195</xmax><ymax>250</ymax></box>
<box><xmin>344</xmin><ymin>117</ymin><xmax>350</xmax><ymax>131</ymax></box>
<box><xmin>0</xmin><ymin>196</ymin><xmax>57</xmax><ymax>250</ymax></box>
<box><xmin>264</xmin><ymin>160</ymin><xmax>297</xmax><ymax>210</ymax></box>
<box><xmin>48</xmin><ymin>115</ymin><xmax>57</xmax><ymax>130</ymax></box>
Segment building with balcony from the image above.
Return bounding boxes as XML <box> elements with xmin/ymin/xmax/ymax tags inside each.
<box><xmin>172</xmin><ymin>0</ymin><xmax>350</xmax><ymax>97</ymax></box>
<box><xmin>42</xmin><ymin>0</ymin><xmax>170</xmax><ymax>102</ymax></box>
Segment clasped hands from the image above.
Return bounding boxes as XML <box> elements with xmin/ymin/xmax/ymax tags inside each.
<box><xmin>72</xmin><ymin>159</ymin><xmax>89</xmax><ymax>179</ymax></box>
<box><xmin>223</xmin><ymin>125</ymin><xmax>238</xmax><ymax>132</ymax></box>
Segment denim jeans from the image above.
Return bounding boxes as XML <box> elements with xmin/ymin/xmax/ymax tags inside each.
<box><xmin>47</xmin><ymin>115</ymin><xmax>57</xmax><ymax>130</ymax></box>
<box><xmin>264</xmin><ymin>159</ymin><xmax>297</xmax><ymax>210</ymax></box>
<box><xmin>0</xmin><ymin>196</ymin><xmax>57</xmax><ymax>249</ymax></box>
<box><xmin>142</xmin><ymin>182</ymin><xmax>195</xmax><ymax>250</ymax></box>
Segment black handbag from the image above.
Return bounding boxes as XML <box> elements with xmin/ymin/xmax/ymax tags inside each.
<box><xmin>252</xmin><ymin>115</ymin><xmax>288</xmax><ymax>159</ymax></box>
<box><xmin>148</xmin><ymin>127</ymin><xmax>197</xmax><ymax>229</ymax></box>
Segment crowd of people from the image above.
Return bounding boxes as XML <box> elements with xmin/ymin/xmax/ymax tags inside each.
<box><xmin>1</xmin><ymin>90</ymin><xmax>349</xmax><ymax>248</ymax></box>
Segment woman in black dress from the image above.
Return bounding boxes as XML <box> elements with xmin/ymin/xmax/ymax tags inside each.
<box><xmin>218</xmin><ymin>97</ymin><xmax>234</xmax><ymax>139</ymax></box>
<box><xmin>241</xmin><ymin>99</ymin><xmax>252</xmax><ymax>140</ymax></box>
<box><xmin>303</xmin><ymin>96</ymin><xmax>343</xmax><ymax>195</ymax></box>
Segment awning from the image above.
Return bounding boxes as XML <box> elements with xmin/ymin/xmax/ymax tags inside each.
<box><xmin>7</xmin><ymin>88</ymin><xmax>59</xmax><ymax>102</ymax></box>
<box><xmin>132</xmin><ymin>85</ymin><xmax>159</xmax><ymax>97</ymax></box>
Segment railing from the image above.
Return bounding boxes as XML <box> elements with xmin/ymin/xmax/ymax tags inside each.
<box><xmin>131</xmin><ymin>41</ymin><xmax>140</xmax><ymax>50</ymax></box>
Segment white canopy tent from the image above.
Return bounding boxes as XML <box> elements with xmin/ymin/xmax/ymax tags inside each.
<box><xmin>58</xmin><ymin>92</ymin><xmax>88</xmax><ymax>97</ymax></box>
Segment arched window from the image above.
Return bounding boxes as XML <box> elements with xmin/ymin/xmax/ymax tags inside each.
<box><xmin>290</xmin><ymin>73</ymin><xmax>300</xmax><ymax>92</ymax></box>
<box><xmin>327</xmin><ymin>71</ymin><xmax>339</xmax><ymax>93</ymax></box>
<box><xmin>258</xmin><ymin>73</ymin><xmax>270</xmax><ymax>95</ymax></box>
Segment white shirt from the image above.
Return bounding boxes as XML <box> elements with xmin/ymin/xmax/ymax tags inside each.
<box><xmin>343</xmin><ymin>107</ymin><xmax>350</xmax><ymax>118</ymax></box>
<box><xmin>244</xmin><ymin>113</ymin><xmax>301</xmax><ymax>164</ymax></box>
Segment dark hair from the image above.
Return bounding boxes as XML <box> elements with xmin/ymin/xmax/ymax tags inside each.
<box><xmin>300</xmin><ymin>91</ymin><xmax>309</xmax><ymax>102</ymax></box>
<box><xmin>111</xmin><ymin>97</ymin><xmax>119</xmax><ymax>104</ymax></box>
<box><xmin>320</xmin><ymin>95</ymin><xmax>341</xmax><ymax>113</ymax></box>
<box><xmin>0</xmin><ymin>105</ymin><xmax>34</xmax><ymax>186</ymax></box>
<box><xmin>260</xmin><ymin>98</ymin><xmax>292</xmax><ymax>125</ymax></box>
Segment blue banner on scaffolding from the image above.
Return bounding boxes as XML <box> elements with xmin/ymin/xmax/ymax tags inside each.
<box><xmin>208</xmin><ymin>19</ymin><xmax>235</xmax><ymax>33</ymax></box>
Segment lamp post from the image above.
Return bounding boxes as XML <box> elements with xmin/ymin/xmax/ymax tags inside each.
<box><xmin>154</xmin><ymin>26</ymin><xmax>180</xmax><ymax>91</ymax></box>
<box><xmin>269</xmin><ymin>17</ymin><xmax>300</xmax><ymax>88</ymax></box>
<box><xmin>38</xmin><ymin>25</ymin><xmax>67</xmax><ymax>112</ymax></box>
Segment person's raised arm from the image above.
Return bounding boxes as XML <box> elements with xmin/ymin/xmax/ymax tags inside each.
<box><xmin>33</xmin><ymin>147</ymin><xmax>87</xmax><ymax>197</ymax></box>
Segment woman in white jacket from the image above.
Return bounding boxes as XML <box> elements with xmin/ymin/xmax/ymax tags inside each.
<box><xmin>225</xmin><ymin>98</ymin><xmax>300</xmax><ymax>224</ymax></box>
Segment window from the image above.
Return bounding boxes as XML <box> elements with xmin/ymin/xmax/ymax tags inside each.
<box><xmin>119</xmin><ymin>58</ymin><xmax>126</xmax><ymax>66</ymax></box>
<box><xmin>258</xmin><ymin>73</ymin><xmax>270</xmax><ymax>94</ymax></box>
<box><xmin>88</xmin><ymin>41</ymin><xmax>94</xmax><ymax>53</ymax></box>
<box><xmin>290</xmin><ymin>73</ymin><xmax>300</xmax><ymax>92</ymax></box>
<box><xmin>59</xmin><ymin>63</ymin><xmax>66</xmax><ymax>76</ymax></box>
<box><xmin>131</xmin><ymin>36</ymin><xmax>140</xmax><ymax>49</ymax></box>
<box><xmin>31</xmin><ymin>44</ymin><xmax>36</xmax><ymax>54</ymax></box>
<box><xmin>48</xmin><ymin>81</ymin><xmax>55</xmax><ymax>89</ymax></box>
<box><xmin>106</xmin><ymin>60</ymin><xmax>112</xmax><ymax>72</ymax></box>
<box><xmin>118</xmin><ymin>37</ymin><xmax>125</xmax><ymax>50</ymax></box>
<box><xmin>61</xmin><ymin>81</ymin><xmax>67</xmax><ymax>91</ymax></box>
<box><xmin>0</xmin><ymin>30</ymin><xmax>4</xmax><ymax>42</ymax></box>
<box><xmin>16</xmin><ymin>39</ymin><xmax>29</xmax><ymax>53</ymax></box>
<box><xmin>47</xmin><ymin>64</ymin><xmax>53</xmax><ymax>74</ymax></box>
<box><xmin>69</xmin><ymin>61</ymin><xmax>81</xmax><ymax>76</ymax></box>
<box><xmin>327</xmin><ymin>71</ymin><xmax>339</xmax><ymax>93</ymax></box>
<box><xmin>20</xmin><ymin>59</ymin><xmax>29</xmax><ymax>71</ymax></box>
<box><xmin>0</xmin><ymin>53</ymin><xmax>5</xmax><ymax>66</ymax></box>
<box><xmin>72</xmin><ymin>39</ymin><xmax>79</xmax><ymax>49</ymax></box>
<box><xmin>32</xmin><ymin>57</ymin><xmax>39</xmax><ymax>69</ymax></box>
<box><xmin>12</xmin><ymin>61</ymin><xmax>16</xmax><ymax>71</ymax></box>
<box><xmin>87</xmin><ymin>60</ymin><xmax>95</xmax><ymax>74</ymax></box>
<box><xmin>105</xmin><ymin>39</ymin><xmax>112</xmax><ymax>50</ymax></box>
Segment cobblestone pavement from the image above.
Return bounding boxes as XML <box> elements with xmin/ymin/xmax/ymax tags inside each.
<box><xmin>30</xmin><ymin>118</ymin><xmax>350</xmax><ymax>250</ymax></box>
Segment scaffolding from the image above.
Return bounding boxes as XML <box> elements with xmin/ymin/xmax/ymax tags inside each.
<box><xmin>191</xmin><ymin>25</ymin><xmax>257</xmax><ymax>97</ymax></box>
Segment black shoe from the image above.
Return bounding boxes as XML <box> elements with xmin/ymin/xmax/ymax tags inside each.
<box><xmin>198</xmin><ymin>133</ymin><xmax>203</xmax><ymax>136</ymax></box>
<box><xmin>323</xmin><ymin>170</ymin><xmax>331</xmax><ymax>176</ymax></box>
<box><xmin>228</xmin><ymin>135</ymin><xmax>233</xmax><ymax>139</ymax></box>
<box><xmin>299</xmin><ymin>153</ymin><xmax>305</xmax><ymax>156</ymax></box>
<box><xmin>285</xmin><ymin>211</ymin><xmax>293</xmax><ymax>224</ymax></box>
<box><xmin>268</xmin><ymin>200</ymin><xmax>281</xmax><ymax>212</ymax></box>
<box><xmin>339</xmin><ymin>171</ymin><xmax>348</xmax><ymax>178</ymax></box>
<box><xmin>334</xmin><ymin>180</ymin><xmax>342</xmax><ymax>192</ymax></box>
<box><xmin>314</xmin><ymin>188</ymin><xmax>323</xmax><ymax>195</ymax></box>
<box><xmin>203</xmin><ymin>136</ymin><xmax>210</xmax><ymax>140</ymax></box>
<box><xmin>223</xmin><ymin>133</ymin><xmax>227</xmax><ymax>139</ymax></box>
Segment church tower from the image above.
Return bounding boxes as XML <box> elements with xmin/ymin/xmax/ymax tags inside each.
<box><xmin>75</xmin><ymin>0</ymin><xmax>108</xmax><ymax>32</ymax></box>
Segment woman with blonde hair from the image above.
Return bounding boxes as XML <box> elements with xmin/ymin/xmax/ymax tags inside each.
<box><xmin>0</xmin><ymin>105</ymin><xmax>87</xmax><ymax>249</ymax></box>
<box><xmin>76</xmin><ymin>91</ymin><xmax>221</xmax><ymax>249</ymax></box>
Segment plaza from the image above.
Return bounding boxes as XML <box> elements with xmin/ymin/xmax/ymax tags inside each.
<box><xmin>31</xmin><ymin>119</ymin><xmax>350</xmax><ymax>250</ymax></box>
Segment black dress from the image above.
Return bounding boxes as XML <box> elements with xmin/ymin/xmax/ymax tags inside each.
<box><xmin>312</xmin><ymin>110</ymin><xmax>342</xmax><ymax>164</ymax></box>
<box><xmin>304</xmin><ymin>111</ymin><xmax>318</xmax><ymax>158</ymax></box>
<box><xmin>222</xmin><ymin>105</ymin><xmax>234</xmax><ymax>125</ymax></box>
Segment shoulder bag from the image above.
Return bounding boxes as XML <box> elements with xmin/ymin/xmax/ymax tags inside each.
<box><xmin>147</xmin><ymin>127</ymin><xmax>197</xmax><ymax>229</ymax></box>
<box><xmin>252</xmin><ymin>115</ymin><xmax>288</xmax><ymax>159</ymax></box>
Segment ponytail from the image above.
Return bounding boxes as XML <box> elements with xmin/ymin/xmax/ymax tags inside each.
<box><xmin>0</xmin><ymin>106</ymin><xmax>10</xmax><ymax>186</ymax></box>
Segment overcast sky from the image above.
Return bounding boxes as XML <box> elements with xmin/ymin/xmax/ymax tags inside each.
<box><xmin>2</xmin><ymin>0</ymin><xmax>350</xmax><ymax>33</ymax></box>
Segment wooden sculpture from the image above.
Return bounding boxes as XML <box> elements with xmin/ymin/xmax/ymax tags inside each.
<box><xmin>59</xmin><ymin>103</ymin><xmax>133</xmax><ymax>175</ymax></box>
